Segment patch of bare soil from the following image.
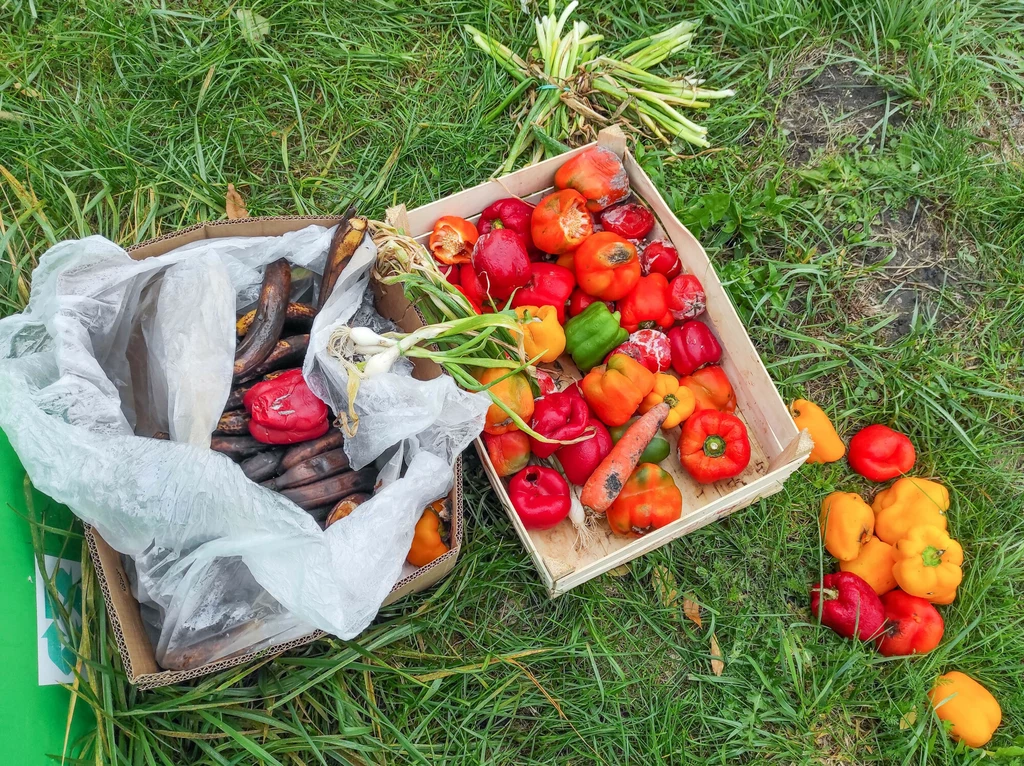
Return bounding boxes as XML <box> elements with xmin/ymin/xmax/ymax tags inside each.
<box><xmin>864</xmin><ymin>201</ymin><xmax>967</xmax><ymax>338</ymax></box>
<box><xmin>779</xmin><ymin>63</ymin><xmax>905</xmax><ymax>163</ymax></box>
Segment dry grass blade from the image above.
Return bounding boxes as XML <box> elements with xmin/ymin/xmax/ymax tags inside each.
<box><xmin>411</xmin><ymin>648</ymin><xmax>551</xmax><ymax>682</ymax></box>
<box><xmin>710</xmin><ymin>633</ymin><xmax>724</xmax><ymax>676</ymax></box>
<box><xmin>651</xmin><ymin>564</ymin><xmax>679</xmax><ymax>608</ymax></box>
<box><xmin>225</xmin><ymin>183</ymin><xmax>249</xmax><ymax>219</ymax></box>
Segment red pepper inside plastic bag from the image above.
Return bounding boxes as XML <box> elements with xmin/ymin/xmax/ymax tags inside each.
<box><xmin>243</xmin><ymin>368</ymin><xmax>329</xmax><ymax>444</ymax></box>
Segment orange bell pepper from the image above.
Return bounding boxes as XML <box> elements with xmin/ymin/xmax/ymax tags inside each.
<box><xmin>607</xmin><ymin>462</ymin><xmax>682</xmax><ymax>536</ymax></box>
<box><xmin>929</xmin><ymin>671</ymin><xmax>1002</xmax><ymax>748</ymax></box>
<box><xmin>892</xmin><ymin>525</ymin><xmax>963</xmax><ymax>604</ymax></box>
<box><xmin>838</xmin><ymin>536</ymin><xmax>897</xmax><ymax>595</ymax></box>
<box><xmin>554</xmin><ymin>145</ymin><xmax>630</xmax><ymax>212</ymax></box>
<box><xmin>407</xmin><ymin>500</ymin><xmax>450</xmax><ymax>567</ymax></box>
<box><xmin>679</xmin><ymin>364</ymin><xmax>736</xmax><ymax>413</ymax></box>
<box><xmin>573</xmin><ymin>232</ymin><xmax>641</xmax><ymax>301</ymax></box>
<box><xmin>790</xmin><ymin>399</ymin><xmax>845</xmax><ymax>463</ymax></box>
<box><xmin>581</xmin><ymin>353</ymin><xmax>656</xmax><ymax>427</ymax></box>
<box><xmin>819</xmin><ymin>491</ymin><xmax>874</xmax><ymax>561</ymax></box>
<box><xmin>531</xmin><ymin>189</ymin><xmax>593</xmax><ymax>255</ymax></box>
<box><xmin>638</xmin><ymin>373</ymin><xmax>695</xmax><ymax>429</ymax></box>
<box><xmin>476</xmin><ymin>367</ymin><xmax>535</xmax><ymax>435</ymax></box>
<box><xmin>872</xmin><ymin>477</ymin><xmax>949</xmax><ymax>544</ymax></box>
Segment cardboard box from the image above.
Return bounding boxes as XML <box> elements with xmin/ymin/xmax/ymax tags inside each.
<box><xmin>85</xmin><ymin>217</ymin><xmax>464</xmax><ymax>689</ymax></box>
<box><xmin>399</xmin><ymin>127</ymin><xmax>812</xmax><ymax>597</ymax></box>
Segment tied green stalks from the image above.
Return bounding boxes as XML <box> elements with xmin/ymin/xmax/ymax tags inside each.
<box><xmin>328</xmin><ymin>220</ymin><xmax>588</xmax><ymax>446</ymax></box>
<box><xmin>466</xmin><ymin>0</ymin><xmax>735</xmax><ymax>171</ymax></box>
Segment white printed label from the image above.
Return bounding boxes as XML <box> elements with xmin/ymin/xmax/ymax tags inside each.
<box><xmin>35</xmin><ymin>556</ymin><xmax>82</xmax><ymax>686</ymax></box>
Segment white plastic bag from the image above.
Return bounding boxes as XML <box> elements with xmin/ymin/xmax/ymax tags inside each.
<box><xmin>0</xmin><ymin>224</ymin><xmax>489</xmax><ymax>668</ymax></box>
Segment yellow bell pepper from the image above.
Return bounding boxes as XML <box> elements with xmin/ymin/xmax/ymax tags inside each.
<box><xmin>515</xmin><ymin>305</ymin><xmax>566</xmax><ymax>364</ymax></box>
<box><xmin>892</xmin><ymin>525</ymin><xmax>963</xmax><ymax>604</ymax></box>
<box><xmin>872</xmin><ymin>477</ymin><xmax>949</xmax><ymax>544</ymax></box>
<box><xmin>838</xmin><ymin>536</ymin><xmax>897</xmax><ymax>595</ymax></box>
<box><xmin>638</xmin><ymin>373</ymin><xmax>696</xmax><ymax>430</ymax></box>
<box><xmin>819</xmin><ymin>491</ymin><xmax>874</xmax><ymax>561</ymax></box>
<box><xmin>790</xmin><ymin>399</ymin><xmax>845</xmax><ymax>463</ymax></box>
<box><xmin>929</xmin><ymin>671</ymin><xmax>1002</xmax><ymax>748</ymax></box>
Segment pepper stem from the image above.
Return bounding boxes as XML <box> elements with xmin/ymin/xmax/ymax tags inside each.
<box><xmin>921</xmin><ymin>546</ymin><xmax>945</xmax><ymax>567</ymax></box>
<box><xmin>702</xmin><ymin>434</ymin><xmax>727</xmax><ymax>458</ymax></box>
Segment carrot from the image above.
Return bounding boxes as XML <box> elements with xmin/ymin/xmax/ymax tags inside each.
<box><xmin>580</xmin><ymin>402</ymin><xmax>669</xmax><ymax>514</ymax></box>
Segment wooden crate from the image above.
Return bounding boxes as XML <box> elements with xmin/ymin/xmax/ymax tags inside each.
<box><xmin>400</xmin><ymin>127</ymin><xmax>811</xmax><ymax>597</ymax></box>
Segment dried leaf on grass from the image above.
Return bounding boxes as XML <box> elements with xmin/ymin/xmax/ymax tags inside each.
<box><xmin>225</xmin><ymin>184</ymin><xmax>249</xmax><ymax>219</ymax></box>
<box><xmin>651</xmin><ymin>565</ymin><xmax>679</xmax><ymax>608</ymax></box>
<box><xmin>607</xmin><ymin>564</ymin><xmax>631</xmax><ymax>578</ymax></box>
<box><xmin>236</xmin><ymin>9</ymin><xmax>270</xmax><ymax>45</ymax></box>
<box><xmin>899</xmin><ymin>709</ymin><xmax>917</xmax><ymax>730</ymax></box>
<box><xmin>710</xmin><ymin>633</ymin><xmax>724</xmax><ymax>676</ymax></box>
<box><xmin>683</xmin><ymin>593</ymin><xmax>702</xmax><ymax>627</ymax></box>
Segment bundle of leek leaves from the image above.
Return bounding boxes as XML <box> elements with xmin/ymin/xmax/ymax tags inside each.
<box><xmin>329</xmin><ymin>221</ymin><xmax>549</xmax><ymax>440</ymax></box>
<box><xmin>467</xmin><ymin>0</ymin><xmax>735</xmax><ymax>172</ymax></box>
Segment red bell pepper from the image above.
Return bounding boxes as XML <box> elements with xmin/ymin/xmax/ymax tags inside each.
<box><xmin>668</xmin><ymin>320</ymin><xmax>721</xmax><ymax>376</ymax></box>
<box><xmin>677</xmin><ymin>409</ymin><xmax>750</xmax><ymax>483</ymax></box>
<box><xmin>618</xmin><ymin>273</ymin><xmax>674</xmax><ymax>333</ymax></box>
<box><xmin>428</xmin><ymin>216</ymin><xmax>477</xmax><ymax>265</ymax></box>
<box><xmin>847</xmin><ymin>424</ymin><xmax>916</xmax><ymax>482</ymax></box>
<box><xmin>529</xmin><ymin>386</ymin><xmax>591</xmax><ymax>459</ymax></box>
<box><xmin>810</xmin><ymin>571</ymin><xmax>885</xmax><ymax>642</ymax></box>
<box><xmin>508</xmin><ymin>465</ymin><xmax>571</xmax><ymax>530</ymax></box>
<box><xmin>482</xmin><ymin>431</ymin><xmax>531</xmax><ymax>478</ymax></box>
<box><xmin>599</xmin><ymin>202</ymin><xmax>655</xmax><ymax>240</ymax></box>
<box><xmin>555</xmin><ymin>417</ymin><xmax>612</xmax><ymax>485</ymax></box>
<box><xmin>875</xmin><ymin>590</ymin><xmax>944</xmax><ymax>656</ymax></box>
<box><xmin>667</xmin><ymin>273</ymin><xmax>706</xmax><ymax>320</ymax></box>
<box><xmin>568</xmin><ymin>288</ymin><xmax>612</xmax><ymax>317</ymax></box>
<box><xmin>478</xmin><ymin>197</ymin><xmax>539</xmax><ymax>257</ymax></box>
<box><xmin>605</xmin><ymin>329</ymin><xmax>672</xmax><ymax>373</ymax></box>
<box><xmin>244</xmin><ymin>369</ymin><xmax>329</xmax><ymax>445</ymax></box>
<box><xmin>511</xmin><ymin>263</ymin><xmax>575</xmax><ymax>323</ymax></box>
<box><xmin>640</xmin><ymin>240</ymin><xmax>681</xmax><ymax>280</ymax></box>
<box><xmin>471</xmin><ymin>228</ymin><xmax>531</xmax><ymax>301</ymax></box>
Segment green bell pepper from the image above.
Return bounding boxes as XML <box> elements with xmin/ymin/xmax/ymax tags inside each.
<box><xmin>562</xmin><ymin>301</ymin><xmax>628</xmax><ymax>372</ymax></box>
<box><xmin>609</xmin><ymin>418</ymin><xmax>671</xmax><ymax>463</ymax></box>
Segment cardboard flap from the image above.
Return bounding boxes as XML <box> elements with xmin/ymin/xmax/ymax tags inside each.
<box><xmin>597</xmin><ymin>125</ymin><xmax>627</xmax><ymax>157</ymax></box>
<box><xmin>385</xmin><ymin>204</ymin><xmax>412</xmax><ymax>234</ymax></box>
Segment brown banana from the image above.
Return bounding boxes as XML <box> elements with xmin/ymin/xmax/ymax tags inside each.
<box><xmin>281</xmin><ymin>467</ymin><xmax>376</xmax><ymax>510</ymax></box>
<box><xmin>316</xmin><ymin>217</ymin><xmax>367</xmax><ymax>309</ymax></box>
<box><xmin>214</xmin><ymin>410</ymin><xmax>251</xmax><ymax>436</ymax></box>
<box><xmin>240</xmin><ymin>449</ymin><xmax>285</xmax><ymax>482</ymax></box>
<box><xmin>262</xmin><ymin>448</ymin><xmax>350</xmax><ymax>491</ymax></box>
<box><xmin>325</xmin><ymin>492</ymin><xmax>371</xmax><ymax>528</ymax></box>
<box><xmin>235</xmin><ymin>335</ymin><xmax>309</xmax><ymax>383</ymax></box>
<box><xmin>279</xmin><ymin>430</ymin><xmax>345</xmax><ymax>470</ymax></box>
<box><xmin>237</xmin><ymin>302</ymin><xmax>316</xmax><ymax>338</ymax></box>
<box><xmin>223</xmin><ymin>381</ymin><xmax>256</xmax><ymax>412</ymax></box>
<box><xmin>234</xmin><ymin>259</ymin><xmax>292</xmax><ymax>378</ymax></box>
<box><xmin>210</xmin><ymin>434</ymin><xmax>268</xmax><ymax>460</ymax></box>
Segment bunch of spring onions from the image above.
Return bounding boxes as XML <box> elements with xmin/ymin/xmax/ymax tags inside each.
<box><xmin>466</xmin><ymin>0</ymin><xmax>734</xmax><ymax>172</ymax></box>
<box><xmin>328</xmin><ymin>220</ymin><xmax>545</xmax><ymax>439</ymax></box>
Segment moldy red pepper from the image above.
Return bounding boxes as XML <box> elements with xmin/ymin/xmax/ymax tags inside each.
<box><xmin>667</xmin><ymin>273</ymin><xmax>706</xmax><ymax>320</ymax></box>
<box><xmin>669</xmin><ymin>320</ymin><xmax>721</xmax><ymax>376</ymax></box>
<box><xmin>640</xmin><ymin>240</ymin><xmax>681</xmax><ymax>280</ymax></box>
<box><xmin>511</xmin><ymin>263</ymin><xmax>575</xmax><ymax>323</ymax></box>
<box><xmin>508</xmin><ymin>465</ymin><xmax>571</xmax><ymax>530</ymax></box>
<box><xmin>599</xmin><ymin>202</ymin><xmax>655</xmax><ymax>240</ymax></box>
<box><xmin>529</xmin><ymin>386</ymin><xmax>591</xmax><ymax>459</ymax></box>
<box><xmin>810</xmin><ymin>571</ymin><xmax>885</xmax><ymax>641</ymax></box>
<box><xmin>244</xmin><ymin>369</ymin><xmax>329</xmax><ymax>444</ymax></box>
<box><xmin>618</xmin><ymin>273</ymin><xmax>674</xmax><ymax>333</ymax></box>
<box><xmin>605</xmin><ymin>329</ymin><xmax>672</xmax><ymax>373</ymax></box>
<box><xmin>847</xmin><ymin>424</ymin><xmax>916</xmax><ymax>481</ymax></box>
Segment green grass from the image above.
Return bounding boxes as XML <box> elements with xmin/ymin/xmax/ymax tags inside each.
<box><xmin>3</xmin><ymin>0</ymin><xmax>1024</xmax><ymax>762</ymax></box>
